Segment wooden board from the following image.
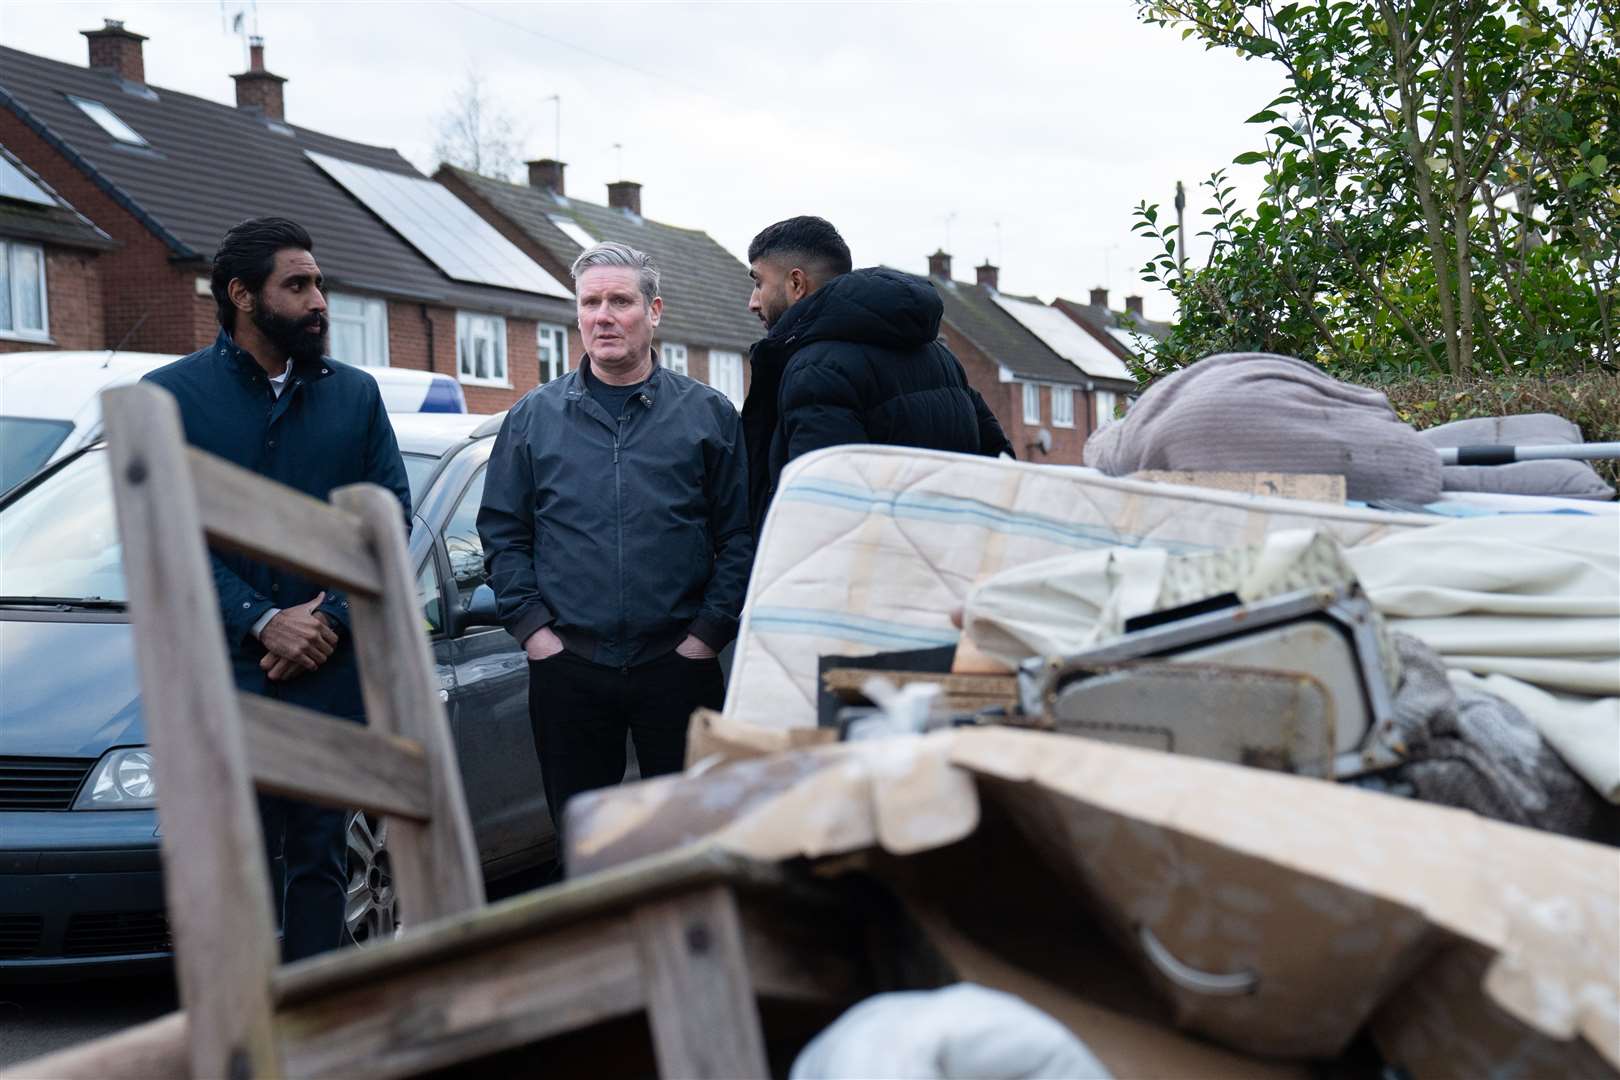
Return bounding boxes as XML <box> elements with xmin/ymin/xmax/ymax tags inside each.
<box><xmin>1129</xmin><ymin>470</ymin><xmax>1347</xmax><ymax>504</ymax></box>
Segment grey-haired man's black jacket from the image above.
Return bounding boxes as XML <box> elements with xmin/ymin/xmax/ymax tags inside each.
<box><xmin>477</xmin><ymin>356</ymin><xmax>753</xmax><ymax>668</ymax></box>
<box><xmin>743</xmin><ymin>267</ymin><xmax>1013</xmax><ymax>537</ymax></box>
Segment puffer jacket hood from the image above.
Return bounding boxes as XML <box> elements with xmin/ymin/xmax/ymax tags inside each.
<box><xmin>765</xmin><ymin>268</ymin><xmax>943</xmax><ymax>354</ymax></box>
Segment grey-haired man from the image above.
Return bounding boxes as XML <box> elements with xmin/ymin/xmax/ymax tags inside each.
<box><xmin>478</xmin><ymin>242</ymin><xmax>753</xmax><ymax>849</ymax></box>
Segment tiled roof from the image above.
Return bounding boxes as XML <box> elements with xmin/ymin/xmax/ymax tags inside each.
<box><xmin>0</xmin><ymin>46</ymin><xmax>572</xmax><ymax>322</ymax></box>
<box><xmin>443</xmin><ymin>166</ymin><xmax>762</xmax><ymax>352</ymax></box>
<box><xmin>927</xmin><ymin>275</ymin><xmax>1090</xmax><ymax>386</ymax></box>
<box><xmin>0</xmin><ymin>143</ymin><xmax>116</xmax><ymax>251</ymax></box>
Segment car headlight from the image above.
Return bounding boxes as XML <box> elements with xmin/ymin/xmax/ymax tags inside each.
<box><xmin>73</xmin><ymin>747</ymin><xmax>156</xmax><ymax>810</ymax></box>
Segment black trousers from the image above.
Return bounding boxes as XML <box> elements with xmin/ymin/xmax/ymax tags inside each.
<box><xmin>258</xmin><ymin>792</ymin><xmax>348</xmax><ymax>963</ymax></box>
<box><xmin>530</xmin><ymin>649</ymin><xmax>725</xmax><ymax>853</ymax></box>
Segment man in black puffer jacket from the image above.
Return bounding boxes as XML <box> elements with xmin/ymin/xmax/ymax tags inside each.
<box><xmin>743</xmin><ymin>216</ymin><xmax>1013</xmax><ymax>537</ymax></box>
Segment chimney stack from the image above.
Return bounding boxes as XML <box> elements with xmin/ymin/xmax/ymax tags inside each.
<box><xmin>527</xmin><ymin>159</ymin><xmax>566</xmax><ymax>196</ymax></box>
<box><xmin>1089</xmin><ymin>286</ymin><xmax>1109</xmax><ymax>308</ymax></box>
<box><xmin>82</xmin><ymin>19</ymin><xmax>147</xmax><ymax>84</ymax></box>
<box><xmin>927</xmin><ymin>250</ymin><xmax>953</xmax><ymax>280</ymax></box>
<box><xmin>1125</xmin><ymin>294</ymin><xmax>1144</xmax><ymax>318</ymax></box>
<box><xmin>975</xmin><ymin>261</ymin><xmax>999</xmax><ymax>290</ymax></box>
<box><xmin>233</xmin><ymin>36</ymin><xmax>288</xmax><ymax>122</ymax></box>
<box><xmin>607</xmin><ymin>180</ymin><xmax>642</xmax><ymax>216</ymax></box>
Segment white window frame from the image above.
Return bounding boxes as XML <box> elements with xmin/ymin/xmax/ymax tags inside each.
<box><xmin>537</xmin><ymin>322</ymin><xmax>569</xmax><ymax>384</ymax></box>
<box><xmin>1051</xmin><ymin>385</ymin><xmax>1075</xmax><ymax>428</ymax></box>
<box><xmin>1022</xmin><ymin>382</ymin><xmax>1041</xmax><ymax>425</ymax></box>
<box><xmin>455</xmin><ymin>311</ymin><xmax>509</xmax><ymax>387</ymax></box>
<box><xmin>1095</xmin><ymin>389</ymin><xmax>1119</xmax><ymax>428</ymax></box>
<box><xmin>67</xmin><ymin>95</ymin><xmax>148</xmax><ymax>146</ymax></box>
<box><xmin>0</xmin><ymin>240</ymin><xmax>50</xmax><ymax>342</ymax></box>
<box><xmin>660</xmin><ymin>342</ymin><xmax>688</xmax><ymax>376</ymax></box>
<box><xmin>708</xmin><ymin>349</ymin><xmax>744</xmax><ymax>407</ymax></box>
<box><xmin>327</xmin><ymin>292</ymin><xmax>389</xmax><ymax>368</ymax></box>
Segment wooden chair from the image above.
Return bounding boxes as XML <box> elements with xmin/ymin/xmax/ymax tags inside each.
<box><xmin>62</xmin><ymin>383</ymin><xmax>874</xmax><ymax>1080</ymax></box>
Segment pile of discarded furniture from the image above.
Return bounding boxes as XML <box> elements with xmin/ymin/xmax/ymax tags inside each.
<box><xmin>9</xmin><ymin>372</ymin><xmax>1617</xmax><ymax>1079</ymax></box>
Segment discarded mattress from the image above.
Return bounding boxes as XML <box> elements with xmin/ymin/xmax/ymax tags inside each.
<box><xmin>727</xmin><ymin>446</ymin><xmax>1432</xmax><ymax>729</ymax></box>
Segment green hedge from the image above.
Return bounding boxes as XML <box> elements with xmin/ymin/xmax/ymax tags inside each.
<box><xmin>1379</xmin><ymin>373</ymin><xmax>1619</xmax><ymax>489</ymax></box>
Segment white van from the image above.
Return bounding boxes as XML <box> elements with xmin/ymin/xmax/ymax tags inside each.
<box><xmin>0</xmin><ymin>350</ymin><xmax>466</xmax><ymax>494</ymax></box>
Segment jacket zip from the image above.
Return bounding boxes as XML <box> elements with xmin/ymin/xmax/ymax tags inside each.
<box><xmin>614</xmin><ymin>415</ymin><xmax>627</xmax><ymax>673</ymax></box>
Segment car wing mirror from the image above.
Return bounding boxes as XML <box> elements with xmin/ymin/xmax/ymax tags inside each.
<box><xmin>456</xmin><ymin>583</ymin><xmax>502</xmax><ymax>634</ymax></box>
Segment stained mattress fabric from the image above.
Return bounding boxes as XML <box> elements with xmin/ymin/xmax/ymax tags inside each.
<box><xmin>1082</xmin><ymin>352</ymin><xmax>1443</xmax><ymax>503</ymax></box>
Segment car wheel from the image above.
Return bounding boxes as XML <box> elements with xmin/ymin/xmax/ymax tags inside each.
<box><xmin>344</xmin><ymin>811</ymin><xmax>397</xmax><ymax>946</ymax></box>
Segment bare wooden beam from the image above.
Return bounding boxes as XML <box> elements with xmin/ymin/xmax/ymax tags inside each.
<box><xmin>335</xmin><ymin>483</ymin><xmax>484</xmax><ymax>924</ymax></box>
<box><xmin>634</xmin><ymin>884</ymin><xmax>771</xmax><ymax>1078</ymax></box>
<box><xmin>190</xmin><ymin>448</ymin><xmax>382</xmax><ymax>597</ymax></box>
<box><xmin>239</xmin><ymin>693</ymin><xmax>432</xmax><ymax>821</ymax></box>
<box><xmin>102</xmin><ymin>384</ymin><xmax>282</xmax><ymax>1079</ymax></box>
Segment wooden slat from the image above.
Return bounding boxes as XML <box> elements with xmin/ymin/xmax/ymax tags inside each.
<box><xmin>190</xmin><ymin>448</ymin><xmax>383</xmax><ymax>597</ymax></box>
<box><xmin>275</xmin><ymin>910</ymin><xmax>646</xmax><ymax>1079</ymax></box>
<box><xmin>238</xmin><ymin>693</ymin><xmax>432</xmax><ymax>821</ymax></box>
<box><xmin>102</xmin><ymin>385</ymin><xmax>282</xmax><ymax>1080</ymax></box>
<box><xmin>634</xmin><ymin>884</ymin><xmax>771</xmax><ymax>1078</ymax></box>
<box><xmin>334</xmin><ymin>483</ymin><xmax>485</xmax><ymax>924</ymax></box>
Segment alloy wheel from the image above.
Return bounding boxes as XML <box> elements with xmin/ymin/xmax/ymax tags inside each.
<box><xmin>344</xmin><ymin>811</ymin><xmax>397</xmax><ymax>946</ymax></box>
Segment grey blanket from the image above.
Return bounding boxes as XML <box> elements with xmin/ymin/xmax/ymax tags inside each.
<box><xmin>1421</xmin><ymin>413</ymin><xmax>1615</xmax><ymax>500</ymax></box>
<box><xmin>1354</xmin><ymin>634</ymin><xmax>1619</xmax><ymax>843</ymax></box>
<box><xmin>1083</xmin><ymin>353</ymin><xmax>1442</xmax><ymax>503</ymax></box>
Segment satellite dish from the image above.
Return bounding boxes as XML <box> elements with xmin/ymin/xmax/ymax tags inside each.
<box><xmin>1037</xmin><ymin>428</ymin><xmax>1054</xmax><ymax>455</ymax></box>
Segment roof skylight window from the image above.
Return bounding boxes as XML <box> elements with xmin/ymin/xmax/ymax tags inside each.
<box><xmin>0</xmin><ymin>157</ymin><xmax>54</xmax><ymax>206</ymax></box>
<box><xmin>548</xmin><ymin>215</ymin><xmax>597</xmax><ymax>250</ymax></box>
<box><xmin>68</xmin><ymin>95</ymin><xmax>148</xmax><ymax>146</ymax></box>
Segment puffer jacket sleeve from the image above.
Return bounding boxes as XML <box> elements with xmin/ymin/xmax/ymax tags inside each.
<box><xmin>778</xmin><ymin>346</ymin><xmax>871</xmax><ymax>464</ymax></box>
<box><xmin>968</xmin><ymin>386</ymin><xmax>1015</xmax><ymax>458</ymax></box>
<box><xmin>476</xmin><ymin>403</ymin><xmax>556</xmax><ymax>646</ymax></box>
<box><xmin>687</xmin><ymin>404</ymin><xmax>754</xmax><ymax>651</ymax></box>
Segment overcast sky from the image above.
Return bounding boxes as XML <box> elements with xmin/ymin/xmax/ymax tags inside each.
<box><xmin>2</xmin><ymin>1</ymin><xmax>1283</xmax><ymax>320</ymax></box>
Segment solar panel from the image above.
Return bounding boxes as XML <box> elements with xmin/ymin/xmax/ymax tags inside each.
<box><xmin>306</xmin><ymin>151</ymin><xmax>572</xmax><ymax>299</ymax></box>
<box><xmin>0</xmin><ymin>156</ymin><xmax>54</xmax><ymax>206</ymax></box>
<box><xmin>991</xmin><ymin>294</ymin><xmax>1135</xmax><ymax>381</ymax></box>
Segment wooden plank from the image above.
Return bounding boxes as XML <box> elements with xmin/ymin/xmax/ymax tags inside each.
<box><xmin>1129</xmin><ymin>469</ymin><xmax>1347</xmax><ymax>504</ymax></box>
<box><xmin>239</xmin><ymin>693</ymin><xmax>432</xmax><ymax>821</ymax></box>
<box><xmin>102</xmin><ymin>385</ymin><xmax>281</xmax><ymax>1080</ymax></box>
<box><xmin>0</xmin><ymin>1012</ymin><xmax>189</xmax><ymax>1080</ymax></box>
<box><xmin>191</xmin><ymin>448</ymin><xmax>382</xmax><ymax>596</ymax></box>
<box><xmin>633</xmin><ymin>884</ymin><xmax>770</xmax><ymax>1079</ymax></box>
<box><xmin>275</xmin><ymin>910</ymin><xmax>645</xmax><ymax>1079</ymax></box>
<box><xmin>334</xmin><ymin>483</ymin><xmax>484</xmax><ymax>925</ymax></box>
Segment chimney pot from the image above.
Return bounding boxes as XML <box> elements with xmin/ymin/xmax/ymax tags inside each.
<box><xmin>1125</xmin><ymin>294</ymin><xmax>1144</xmax><ymax>317</ymax></box>
<box><xmin>527</xmin><ymin>159</ymin><xmax>566</xmax><ymax>196</ymax></box>
<box><xmin>233</xmin><ymin>37</ymin><xmax>288</xmax><ymax>122</ymax></box>
<box><xmin>607</xmin><ymin>180</ymin><xmax>642</xmax><ymax>216</ymax></box>
<box><xmin>82</xmin><ymin>19</ymin><xmax>148</xmax><ymax>84</ymax></box>
<box><xmin>927</xmin><ymin>250</ymin><xmax>953</xmax><ymax>280</ymax></box>
<box><xmin>1089</xmin><ymin>286</ymin><xmax>1109</xmax><ymax>308</ymax></box>
<box><xmin>975</xmin><ymin>261</ymin><xmax>999</xmax><ymax>290</ymax></box>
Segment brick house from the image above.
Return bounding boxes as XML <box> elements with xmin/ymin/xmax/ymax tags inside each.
<box><xmin>0</xmin><ymin>144</ymin><xmax>115</xmax><ymax>354</ymax></box>
<box><xmin>1054</xmin><ymin>287</ymin><xmax>1169</xmax><ymax>419</ymax></box>
<box><xmin>922</xmin><ymin>252</ymin><xmax>1133</xmax><ymax>464</ymax></box>
<box><xmin>437</xmin><ymin>162</ymin><xmax>762</xmax><ymax>407</ymax></box>
<box><xmin>0</xmin><ymin>22</ymin><xmax>574</xmax><ymax>413</ymax></box>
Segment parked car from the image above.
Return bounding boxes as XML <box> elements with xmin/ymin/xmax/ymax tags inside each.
<box><xmin>0</xmin><ymin>351</ymin><xmax>466</xmax><ymax>496</ymax></box>
<box><xmin>0</xmin><ymin>410</ymin><xmax>555</xmax><ymax>977</ymax></box>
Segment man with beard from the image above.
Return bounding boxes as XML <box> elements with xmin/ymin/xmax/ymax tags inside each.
<box><xmin>743</xmin><ymin>216</ymin><xmax>1013</xmax><ymax>537</ymax></box>
<box><xmin>145</xmin><ymin>217</ymin><xmax>410</xmax><ymax>961</ymax></box>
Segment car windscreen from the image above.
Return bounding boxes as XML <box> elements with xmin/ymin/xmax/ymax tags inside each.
<box><xmin>403</xmin><ymin>451</ymin><xmax>439</xmax><ymax>507</ymax></box>
<box><xmin>0</xmin><ymin>416</ymin><xmax>74</xmax><ymax>495</ymax></box>
<box><xmin>0</xmin><ymin>448</ymin><xmax>126</xmax><ymax>602</ymax></box>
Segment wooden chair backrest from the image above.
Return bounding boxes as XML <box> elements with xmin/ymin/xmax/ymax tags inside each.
<box><xmin>103</xmin><ymin>383</ymin><xmax>484</xmax><ymax>1079</ymax></box>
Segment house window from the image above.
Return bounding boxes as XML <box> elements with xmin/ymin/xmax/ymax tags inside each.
<box><xmin>0</xmin><ymin>240</ymin><xmax>49</xmax><ymax>340</ymax></box>
<box><xmin>1051</xmin><ymin>386</ymin><xmax>1075</xmax><ymax>428</ymax></box>
<box><xmin>455</xmin><ymin>312</ymin><xmax>508</xmax><ymax>386</ymax></box>
<box><xmin>328</xmin><ymin>293</ymin><xmax>389</xmax><ymax>368</ymax></box>
<box><xmin>1095</xmin><ymin>390</ymin><xmax>1119</xmax><ymax>428</ymax></box>
<box><xmin>661</xmin><ymin>342</ymin><xmax>688</xmax><ymax>375</ymax></box>
<box><xmin>708</xmin><ymin>350</ymin><xmax>744</xmax><ymax>407</ymax></box>
<box><xmin>67</xmin><ymin>95</ymin><xmax>148</xmax><ymax>146</ymax></box>
<box><xmin>1022</xmin><ymin>382</ymin><xmax>1041</xmax><ymax>425</ymax></box>
<box><xmin>537</xmin><ymin>323</ymin><xmax>569</xmax><ymax>384</ymax></box>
